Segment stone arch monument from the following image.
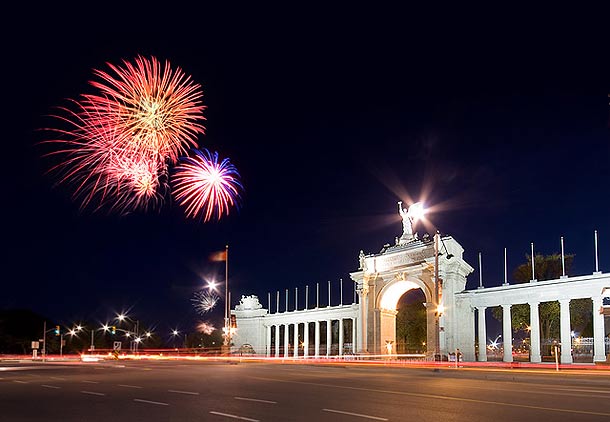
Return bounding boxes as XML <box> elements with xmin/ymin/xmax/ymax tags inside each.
<box><xmin>349</xmin><ymin>206</ymin><xmax>474</xmax><ymax>359</ymax></box>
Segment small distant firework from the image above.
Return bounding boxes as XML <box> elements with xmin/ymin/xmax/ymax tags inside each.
<box><xmin>197</xmin><ymin>321</ymin><xmax>216</xmax><ymax>335</ymax></box>
<box><xmin>191</xmin><ymin>290</ymin><xmax>220</xmax><ymax>314</ymax></box>
<box><xmin>172</xmin><ymin>148</ymin><xmax>243</xmax><ymax>221</ymax></box>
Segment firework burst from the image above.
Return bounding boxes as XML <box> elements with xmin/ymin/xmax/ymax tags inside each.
<box><xmin>197</xmin><ymin>321</ymin><xmax>216</xmax><ymax>335</ymax></box>
<box><xmin>191</xmin><ymin>290</ymin><xmax>220</xmax><ymax>314</ymax></box>
<box><xmin>42</xmin><ymin>55</ymin><xmax>206</xmax><ymax>214</ymax></box>
<box><xmin>172</xmin><ymin>148</ymin><xmax>243</xmax><ymax>221</ymax></box>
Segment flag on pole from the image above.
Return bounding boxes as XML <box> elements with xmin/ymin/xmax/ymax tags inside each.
<box><xmin>209</xmin><ymin>250</ymin><xmax>227</xmax><ymax>262</ymax></box>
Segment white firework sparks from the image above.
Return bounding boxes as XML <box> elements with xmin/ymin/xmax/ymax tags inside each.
<box><xmin>191</xmin><ymin>290</ymin><xmax>220</xmax><ymax>314</ymax></box>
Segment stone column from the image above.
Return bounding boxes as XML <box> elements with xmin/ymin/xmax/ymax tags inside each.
<box><xmin>265</xmin><ymin>325</ymin><xmax>271</xmax><ymax>357</ymax></box>
<box><xmin>529</xmin><ymin>301</ymin><xmax>541</xmax><ymax>363</ymax></box>
<box><xmin>559</xmin><ymin>299</ymin><xmax>572</xmax><ymax>364</ymax></box>
<box><xmin>274</xmin><ymin>325</ymin><xmax>280</xmax><ymax>357</ymax></box>
<box><xmin>314</xmin><ymin>320</ymin><xmax>320</xmax><ymax>358</ymax></box>
<box><xmin>303</xmin><ymin>322</ymin><xmax>309</xmax><ymax>358</ymax></box>
<box><xmin>293</xmin><ymin>322</ymin><xmax>299</xmax><ymax>358</ymax></box>
<box><xmin>592</xmin><ymin>297</ymin><xmax>606</xmax><ymax>362</ymax></box>
<box><xmin>358</xmin><ymin>290</ymin><xmax>368</xmax><ymax>353</ymax></box>
<box><xmin>338</xmin><ymin>318</ymin><xmax>344</xmax><ymax>356</ymax></box>
<box><xmin>283</xmin><ymin>323</ymin><xmax>290</xmax><ymax>358</ymax></box>
<box><xmin>351</xmin><ymin>317</ymin><xmax>357</xmax><ymax>354</ymax></box>
<box><xmin>326</xmin><ymin>320</ymin><xmax>332</xmax><ymax>356</ymax></box>
<box><xmin>502</xmin><ymin>304</ymin><xmax>513</xmax><ymax>362</ymax></box>
<box><xmin>477</xmin><ymin>307</ymin><xmax>487</xmax><ymax>362</ymax></box>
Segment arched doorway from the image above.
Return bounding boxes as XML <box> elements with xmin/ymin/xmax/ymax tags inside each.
<box><xmin>377</xmin><ymin>278</ymin><xmax>433</xmax><ymax>355</ymax></box>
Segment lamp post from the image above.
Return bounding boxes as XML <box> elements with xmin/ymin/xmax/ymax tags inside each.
<box><xmin>434</xmin><ymin>231</ymin><xmax>441</xmax><ymax>361</ymax></box>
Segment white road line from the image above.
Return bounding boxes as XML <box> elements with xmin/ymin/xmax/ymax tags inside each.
<box><xmin>50</xmin><ymin>377</ymin><xmax>66</xmax><ymax>381</ymax></box>
<box><xmin>13</xmin><ymin>380</ymin><xmax>28</xmax><ymax>384</ymax></box>
<box><xmin>209</xmin><ymin>411</ymin><xmax>259</xmax><ymax>421</ymax></box>
<box><xmin>234</xmin><ymin>396</ymin><xmax>277</xmax><ymax>404</ymax></box>
<box><xmin>41</xmin><ymin>385</ymin><xmax>61</xmax><ymax>389</ymax></box>
<box><xmin>133</xmin><ymin>398</ymin><xmax>169</xmax><ymax>406</ymax></box>
<box><xmin>323</xmin><ymin>408</ymin><xmax>388</xmax><ymax>421</ymax></box>
<box><xmin>118</xmin><ymin>384</ymin><xmax>143</xmax><ymax>389</ymax></box>
<box><xmin>168</xmin><ymin>389</ymin><xmax>199</xmax><ymax>395</ymax></box>
<box><xmin>555</xmin><ymin>387</ymin><xmax>610</xmax><ymax>394</ymax></box>
<box><xmin>82</xmin><ymin>380</ymin><xmax>99</xmax><ymax>384</ymax></box>
<box><xmin>81</xmin><ymin>391</ymin><xmax>106</xmax><ymax>396</ymax></box>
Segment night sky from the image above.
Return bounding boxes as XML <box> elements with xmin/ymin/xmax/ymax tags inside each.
<box><xmin>3</xmin><ymin>6</ymin><xmax>609</xmax><ymax>336</ymax></box>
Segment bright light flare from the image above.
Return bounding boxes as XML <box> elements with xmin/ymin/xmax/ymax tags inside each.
<box><xmin>408</xmin><ymin>202</ymin><xmax>425</xmax><ymax>221</ymax></box>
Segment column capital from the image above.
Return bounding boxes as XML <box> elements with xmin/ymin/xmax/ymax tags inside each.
<box><xmin>558</xmin><ymin>298</ymin><xmax>571</xmax><ymax>305</ymax></box>
<box><xmin>528</xmin><ymin>300</ymin><xmax>540</xmax><ymax>306</ymax></box>
<box><xmin>476</xmin><ymin>305</ymin><xmax>487</xmax><ymax>311</ymax></box>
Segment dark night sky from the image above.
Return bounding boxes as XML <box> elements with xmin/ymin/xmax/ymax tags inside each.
<box><xmin>2</xmin><ymin>6</ymin><xmax>609</xmax><ymax>336</ymax></box>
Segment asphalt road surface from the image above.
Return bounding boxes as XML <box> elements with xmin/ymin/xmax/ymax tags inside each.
<box><xmin>1</xmin><ymin>359</ymin><xmax>609</xmax><ymax>421</ymax></box>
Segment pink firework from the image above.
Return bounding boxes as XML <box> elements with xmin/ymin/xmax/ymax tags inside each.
<box><xmin>42</xmin><ymin>56</ymin><xmax>205</xmax><ymax>214</ymax></box>
<box><xmin>172</xmin><ymin>148</ymin><xmax>243</xmax><ymax>221</ymax></box>
<box><xmin>197</xmin><ymin>321</ymin><xmax>216</xmax><ymax>335</ymax></box>
<box><xmin>86</xmin><ymin>55</ymin><xmax>206</xmax><ymax>164</ymax></box>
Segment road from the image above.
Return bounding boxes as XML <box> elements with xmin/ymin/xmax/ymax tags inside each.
<box><xmin>1</xmin><ymin>359</ymin><xmax>609</xmax><ymax>421</ymax></box>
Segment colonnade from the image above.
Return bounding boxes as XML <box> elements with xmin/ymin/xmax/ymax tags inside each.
<box><xmin>475</xmin><ymin>296</ymin><xmax>607</xmax><ymax>363</ymax></box>
<box><xmin>265</xmin><ymin>317</ymin><xmax>357</xmax><ymax>358</ymax></box>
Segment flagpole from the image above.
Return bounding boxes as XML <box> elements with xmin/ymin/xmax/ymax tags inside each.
<box><xmin>225</xmin><ymin>244</ymin><xmax>229</xmax><ymax>347</ymax></box>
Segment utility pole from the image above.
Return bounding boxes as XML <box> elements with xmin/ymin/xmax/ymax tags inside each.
<box><xmin>42</xmin><ymin>321</ymin><xmax>46</xmax><ymax>362</ymax></box>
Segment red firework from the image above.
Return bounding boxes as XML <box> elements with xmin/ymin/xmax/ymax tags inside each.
<box><xmin>42</xmin><ymin>56</ymin><xmax>206</xmax><ymax>214</ymax></box>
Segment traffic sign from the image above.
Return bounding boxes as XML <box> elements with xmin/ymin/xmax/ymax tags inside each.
<box><xmin>113</xmin><ymin>341</ymin><xmax>122</xmax><ymax>351</ymax></box>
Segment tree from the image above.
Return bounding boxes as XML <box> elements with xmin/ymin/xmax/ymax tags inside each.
<box><xmin>396</xmin><ymin>301</ymin><xmax>427</xmax><ymax>353</ymax></box>
<box><xmin>492</xmin><ymin>253</ymin><xmax>591</xmax><ymax>342</ymax></box>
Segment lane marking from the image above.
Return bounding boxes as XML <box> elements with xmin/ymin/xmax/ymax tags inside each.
<box><xmin>50</xmin><ymin>377</ymin><xmax>66</xmax><ymax>381</ymax></box>
<box><xmin>251</xmin><ymin>376</ymin><xmax>610</xmax><ymax>417</ymax></box>
<box><xmin>118</xmin><ymin>384</ymin><xmax>143</xmax><ymax>389</ymax></box>
<box><xmin>134</xmin><ymin>398</ymin><xmax>169</xmax><ymax>406</ymax></box>
<box><xmin>323</xmin><ymin>408</ymin><xmax>388</xmax><ymax>421</ymax></box>
<box><xmin>13</xmin><ymin>380</ymin><xmax>28</xmax><ymax>384</ymax></box>
<box><xmin>82</xmin><ymin>380</ymin><xmax>99</xmax><ymax>384</ymax></box>
<box><xmin>81</xmin><ymin>390</ymin><xmax>106</xmax><ymax>396</ymax></box>
<box><xmin>555</xmin><ymin>387</ymin><xmax>610</xmax><ymax>394</ymax></box>
<box><xmin>234</xmin><ymin>396</ymin><xmax>277</xmax><ymax>404</ymax></box>
<box><xmin>41</xmin><ymin>384</ymin><xmax>61</xmax><ymax>389</ymax></box>
<box><xmin>209</xmin><ymin>411</ymin><xmax>259</xmax><ymax>421</ymax></box>
<box><xmin>168</xmin><ymin>389</ymin><xmax>199</xmax><ymax>395</ymax></box>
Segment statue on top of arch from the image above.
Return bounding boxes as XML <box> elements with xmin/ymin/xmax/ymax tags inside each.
<box><xmin>398</xmin><ymin>201</ymin><xmax>420</xmax><ymax>244</ymax></box>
